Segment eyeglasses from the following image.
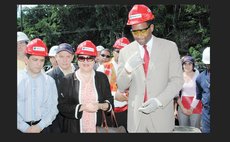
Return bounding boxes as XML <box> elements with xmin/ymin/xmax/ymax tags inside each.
<box><xmin>78</xmin><ymin>56</ymin><xmax>95</xmax><ymax>62</ymax></box>
<box><xmin>101</xmin><ymin>54</ymin><xmax>111</xmax><ymax>58</ymax></box>
<box><xmin>130</xmin><ymin>24</ymin><xmax>151</xmax><ymax>36</ymax></box>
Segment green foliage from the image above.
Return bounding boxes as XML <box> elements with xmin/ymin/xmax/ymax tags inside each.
<box><xmin>18</xmin><ymin>4</ymin><xmax>210</xmax><ymax>70</ymax></box>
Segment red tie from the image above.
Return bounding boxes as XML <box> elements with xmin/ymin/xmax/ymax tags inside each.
<box><xmin>143</xmin><ymin>45</ymin><xmax>149</xmax><ymax>102</ymax></box>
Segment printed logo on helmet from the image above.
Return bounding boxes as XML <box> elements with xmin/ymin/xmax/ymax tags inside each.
<box><xmin>118</xmin><ymin>43</ymin><xmax>128</xmax><ymax>47</ymax></box>
<box><xmin>33</xmin><ymin>46</ymin><xmax>45</xmax><ymax>51</ymax></box>
<box><xmin>82</xmin><ymin>47</ymin><xmax>94</xmax><ymax>52</ymax></box>
<box><xmin>129</xmin><ymin>14</ymin><xmax>142</xmax><ymax>20</ymax></box>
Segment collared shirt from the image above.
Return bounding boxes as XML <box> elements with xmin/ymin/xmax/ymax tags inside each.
<box><xmin>137</xmin><ymin>35</ymin><xmax>153</xmax><ymax>59</ymax></box>
<box><xmin>17</xmin><ymin>69</ymin><xmax>58</xmax><ymax>132</ymax></box>
<box><xmin>97</xmin><ymin>58</ymin><xmax>118</xmax><ymax>74</ymax></box>
<box><xmin>136</xmin><ymin>35</ymin><xmax>162</xmax><ymax>107</ymax></box>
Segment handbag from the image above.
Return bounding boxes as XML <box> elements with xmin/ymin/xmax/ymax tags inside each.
<box><xmin>96</xmin><ymin>109</ymin><xmax>126</xmax><ymax>133</ymax></box>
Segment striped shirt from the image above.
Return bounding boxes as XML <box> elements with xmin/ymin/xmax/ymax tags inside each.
<box><xmin>17</xmin><ymin>69</ymin><xmax>58</xmax><ymax>132</ymax></box>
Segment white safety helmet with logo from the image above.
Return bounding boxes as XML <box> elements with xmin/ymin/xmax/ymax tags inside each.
<box><xmin>202</xmin><ymin>47</ymin><xmax>210</xmax><ymax>64</ymax></box>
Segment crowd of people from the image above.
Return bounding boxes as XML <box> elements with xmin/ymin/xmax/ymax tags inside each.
<box><xmin>17</xmin><ymin>4</ymin><xmax>210</xmax><ymax>133</ymax></box>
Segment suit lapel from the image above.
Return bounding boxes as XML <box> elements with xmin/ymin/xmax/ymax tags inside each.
<box><xmin>132</xmin><ymin>41</ymin><xmax>146</xmax><ymax>78</ymax></box>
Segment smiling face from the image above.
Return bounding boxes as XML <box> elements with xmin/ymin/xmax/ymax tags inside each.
<box><xmin>77</xmin><ymin>55</ymin><xmax>95</xmax><ymax>73</ymax></box>
<box><xmin>183</xmin><ymin>61</ymin><xmax>194</xmax><ymax>73</ymax></box>
<box><xmin>131</xmin><ymin>22</ymin><xmax>154</xmax><ymax>45</ymax></box>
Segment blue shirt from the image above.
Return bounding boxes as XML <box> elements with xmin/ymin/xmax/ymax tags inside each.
<box><xmin>17</xmin><ymin>69</ymin><xmax>58</xmax><ymax>132</ymax></box>
<box><xmin>196</xmin><ymin>70</ymin><xmax>210</xmax><ymax>122</ymax></box>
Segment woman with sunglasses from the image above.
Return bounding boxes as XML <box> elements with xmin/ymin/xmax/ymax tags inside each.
<box><xmin>100</xmin><ymin>48</ymin><xmax>112</xmax><ymax>63</ymax></box>
<box><xmin>57</xmin><ymin>40</ymin><xmax>114</xmax><ymax>133</ymax></box>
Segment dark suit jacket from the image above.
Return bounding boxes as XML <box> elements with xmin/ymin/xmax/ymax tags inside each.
<box><xmin>46</xmin><ymin>64</ymin><xmax>78</xmax><ymax>132</ymax></box>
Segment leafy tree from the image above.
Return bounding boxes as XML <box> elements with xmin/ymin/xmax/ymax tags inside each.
<box><xmin>18</xmin><ymin>4</ymin><xmax>210</xmax><ymax>71</ymax></box>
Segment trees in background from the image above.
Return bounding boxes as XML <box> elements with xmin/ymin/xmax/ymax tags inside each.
<box><xmin>17</xmin><ymin>4</ymin><xmax>210</xmax><ymax>70</ymax></box>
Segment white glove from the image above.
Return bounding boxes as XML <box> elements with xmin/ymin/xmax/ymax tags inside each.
<box><xmin>138</xmin><ymin>98</ymin><xmax>159</xmax><ymax>114</ymax></box>
<box><xmin>125</xmin><ymin>51</ymin><xmax>143</xmax><ymax>73</ymax></box>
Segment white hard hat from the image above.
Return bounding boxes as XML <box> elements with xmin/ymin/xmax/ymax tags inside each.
<box><xmin>48</xmin><ymin>45</ymin><xmax>59</xmax><ymax>56</ymax></box>
<box><xmin>17</xmin><ymin>31</ymin><xmax>29</xmax><ymax>42</ymax></box>
<box><xmin>96</xmin><ymin>45</ymin><xmax>105</xmax><ymax>52</ymax></box>
<box><xmin>202</xmin><ymin>47</ymin><xmax>210</xmax><ymax>64</ymax></box>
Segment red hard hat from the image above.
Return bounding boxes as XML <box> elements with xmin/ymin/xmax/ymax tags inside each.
<box><xmin>25</xmin><ymin>38</ymin><xmax>48</xmax><ymax>56</ymax></box>
<box><xmin>75</xmin><ymin>40</ymin><xmax>97</xmax><ymax>57</ymax></box>
<box><xmin>113</xmin><ymin>37</ymin><xmax>130</xmax><ymax>49</ymax></box>
<box><xmin>127</xmin><ymin>4</ymin><xmax>154</xmax><ymax>25</ymax></box>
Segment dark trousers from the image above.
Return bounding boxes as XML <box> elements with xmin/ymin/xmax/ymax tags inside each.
<box><xmin>48</xmin><ymin>113</ymin><xmax>64</xmax><ymax>133</ymax></box>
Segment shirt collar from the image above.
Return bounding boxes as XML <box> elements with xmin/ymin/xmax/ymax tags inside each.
<box><xmin>137</xmin><ymin>35</ymin><xmax>153</xmax><ymax>58</ymax></box>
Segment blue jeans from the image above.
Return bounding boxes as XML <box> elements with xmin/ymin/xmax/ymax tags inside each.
<box><xmin>201</xmin><ymin>119</ymin><xmax>210</xmax><ymax>133</ymax></box>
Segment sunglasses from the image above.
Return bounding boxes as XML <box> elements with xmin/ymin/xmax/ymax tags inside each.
<box><xmin>130</xmin><ymin>24</ymin><xmax>151</xmax><ymax>36</ymax></box>
<box><xmin>78</xmin><ymin>56</ymin><xmax>95</xmax><ymax>62</ymax></box>
<box><xmin>101</xmin><ymin>54</ymin><xmax>111</xmax><ymax>58</ymax></box>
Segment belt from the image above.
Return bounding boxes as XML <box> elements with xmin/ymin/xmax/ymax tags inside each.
<box><xmin>25</xmin><ymin>119</ymin><xmax>41</xmax><ymax>126</ymax></box>
<box><xmin>114</xmin><ymin>105</ymin><xmax>128</xmax><ymax>113</ymax></box>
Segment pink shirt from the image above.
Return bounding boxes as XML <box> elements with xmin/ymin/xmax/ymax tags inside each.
<box><xmin>78</xmin><ymin>71</ymin><xmax>97</xmax><ymax>133</ymax></box>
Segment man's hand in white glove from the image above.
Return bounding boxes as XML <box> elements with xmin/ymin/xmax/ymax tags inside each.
<box><xmin>125</xmin><ymin>51</ymin><xmax>143</xmax><ymax>73</ymax></box>
<box><xmin>138</xmin><ymin>98</ymin><xmax>159</xmax><ymax>114</ymax></box>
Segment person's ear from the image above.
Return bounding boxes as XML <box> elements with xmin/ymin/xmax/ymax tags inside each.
<box><xmin>24</xmin><ymin>55</ymin><xmax>29</xmax><ymax>65</ymax></box>
<box><xmin>150</xmin><ymin>24</ymin><xmax>154</xmax><ymax>32</ymax></box>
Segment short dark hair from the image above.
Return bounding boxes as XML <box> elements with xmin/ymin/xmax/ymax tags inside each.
<box><xmin>25</xmin><ymin>53</ymin><xmax>48</xmax><ymax>60</ymax></box>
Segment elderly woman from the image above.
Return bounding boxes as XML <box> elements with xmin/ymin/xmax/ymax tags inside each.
<box><xmin>58</xmin><ymin>40</ymin><xmax>114</xmax><ymax>133</ymax></box>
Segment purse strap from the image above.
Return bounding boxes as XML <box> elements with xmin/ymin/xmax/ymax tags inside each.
<box><xmin>101</xmin><ymin>109</ymin><xmax>119</xmax><ymax>128</ymax></box>
<box><xmin>110</xmin><ymin>109</ymin><xmax>119</xmax><ymax>127</ymax></box>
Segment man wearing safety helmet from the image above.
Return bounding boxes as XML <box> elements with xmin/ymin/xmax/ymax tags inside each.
<box><xmin>117</xmin><ymin>4</ymin><xmax>184</xmax><ymax>132</ymax></box>
<box><xmin>17</xmin><ymin>31</ymin><xmax>30</xmax><ymax>71</ymax></box>
<box><xmin>94</xmin><ymin>45</ymin><xmax>105</xmax><ymax>70</ymax></box>
<box><xmin>97</xmin><ymin>37</ymin><xmax>130</xmax><ymax>131</ymax></box>
<box><xmin>46</xmin><ymin>45</ymin><xmax>59</xmax><ymax>73</ymax></box>
<box><xmin>190</xmin><ymin>47</ymin><xmax>210</xmax><ymax>133</ymax></box>
<box><xmin>17</xmin><ymin>38</ymin><xmax>58</xmax><ymax>133</ymax></box>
